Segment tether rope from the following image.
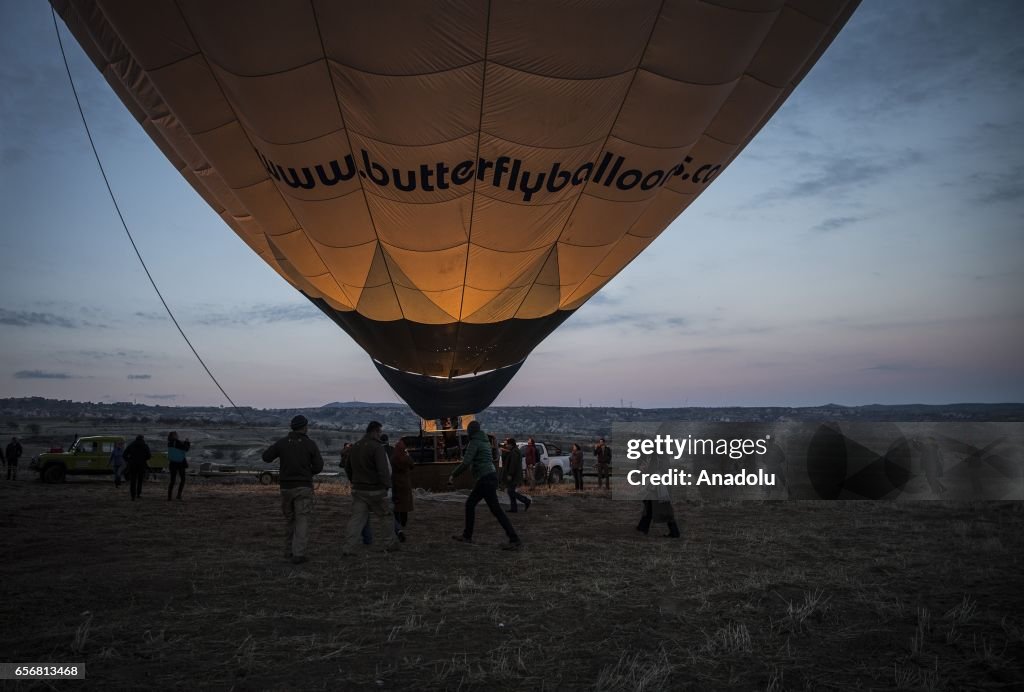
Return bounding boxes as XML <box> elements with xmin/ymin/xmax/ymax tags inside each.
<box><xmin>52</xmin><ymin>8</ymin><xmax>247</xmax><ymax>421</ymax></box>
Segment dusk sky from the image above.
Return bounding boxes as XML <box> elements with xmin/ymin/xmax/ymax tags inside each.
<box><xmin>1</xmin><ymin>1</ymin><xmax>1022</xmax><ymax>410</ymax></box>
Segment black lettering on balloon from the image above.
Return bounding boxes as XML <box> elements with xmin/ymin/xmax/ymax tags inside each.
<box><xmin>251</xmin><ymin>148</ymin><xmax>723</xmax><ymax>201</ymax></box>
<box><xmin>452</xmin><ymin>160</ymin><xmax>474</xmax><ymax>185</ymax></box>
<box><xmin>641</xmin><ymin>170</ymin><xmax>664</xmax><ymax>190</ymax></box>
<box><xmin>519</xmin><ymin>170</ymin><xmax>546</xmax><ymax>202</ymax></box>
<box><xmin>615</xmin><ymin>169</ymin><xmax>642</xmax><ymax>190</ymax></box>
<box><xmin>392</xmin><ymin>168</ymin><xmax>416</xmax><ymax>192</ymax></box>
<box><xmin>546</xmin><ymin>162</ymin><xmax>571</xmax><ymax>193</ymax></box>
<box><xmin>315</xmin><ymin>155</ymin><xmax>356</xmax><ymax>186</ymax></box>
<box><xmin>361</xmin><ymin>149</ymin><xmax>389</xmax><ymax>186</ymax></box>
<box><xmin>281</xmin><ymin>166</ymin><xmax>316</xmax><ymax>190</ymax></box>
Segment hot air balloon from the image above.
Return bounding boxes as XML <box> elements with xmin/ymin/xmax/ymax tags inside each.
<box><xmin>52</xmin><ymin>0</ymin><xmax>859</xmax><ymax>418</ymax></box>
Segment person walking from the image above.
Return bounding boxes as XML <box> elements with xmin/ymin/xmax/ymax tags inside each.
<box><xmin>635</xmin><ymin>454</ymin><xmax>680</xmax><ymax>538</ymax></box>
<box><xmin>123</xmin><ymin>435</ymin><xmax>152</xmax><ymax>500</ymax></box>
<box><xmin>390</xmin><ymin>438</ymin><xmax>415</xmax><ymax>542</ymax></box>
<box><xmin>5</xmin><ymin>437</ymin><xmax>22</xmax><ymax>480</ymax></box>
<box><xmin>343</xmin><ymin>421</ymin><xmax>398</xmax><ymax>555</ymax></box>
<box><xmin>569</xmin><ymin>443</ymin><xmax>584</xmax><ymax>491</ymax></box>
<box><xmin>166</xmin><ymin>431</ymin><xmax>191</xmax><ymax>501</ymax></box>
<box><xmin>109</xmin><ymin>439</ymin><xmax>126</xmax><ymax>488</ymax></box>
<box><xmin>501</xmin><ymin>438</ymin><xmax>531</xmax><ymax>512</ymax></box>
<box><xmin>594</xmin><ymin>438</ymin><xmax>612</xmax><ymax>490</ymax></box>
<box><xmin>341</xmin><ymin>442</ymin><xmax>373</xmax><ymax>546</ymax></box>
<box><xmin>636</xmin><ymin>495</ymin><xmax>681</xmax><ymax>538</ymax></box>
<box><xmin>262</xmin><ymin>415</ymin><xmax>324</xmax><ymax>565</ymax></box>
<box><xmin>449</xmin><ymin>421</ymin><xmax>522</xmax><ymax>550</ymax></box>
<box><xmin>524</xmin><ymin>437</ymin><xmax>540</xmax><ymax>489</ymax></box>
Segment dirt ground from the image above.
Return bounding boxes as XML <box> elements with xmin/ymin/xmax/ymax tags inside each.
<box><xmin>0</xmin><ymin>476</ymin><xmax>1022</xmax><ymax>691</ymax></box>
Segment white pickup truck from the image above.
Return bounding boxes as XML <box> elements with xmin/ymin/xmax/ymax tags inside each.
<box><xmin>516</xmin><ymin>441</ymin><xmax>570</xmax><ymax>484</ymax></box>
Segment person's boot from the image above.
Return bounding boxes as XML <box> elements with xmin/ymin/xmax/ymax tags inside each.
<box><xmin>665</xmin><ymin>520</ymin><xmax>681</xmax><ymax>538</ymax></box>
<box><xmin>636</xmin><ymin>517</ymin><xmax>651</xmax><ymax>535</ymax></box>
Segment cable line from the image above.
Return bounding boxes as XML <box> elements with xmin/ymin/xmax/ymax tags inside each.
<box><xmin>52</xmin><ymin>8</ymin><xmax>248</xmax><ymax>422</ymax></box>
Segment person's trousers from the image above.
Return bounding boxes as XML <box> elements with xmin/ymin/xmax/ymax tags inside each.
<box><xmin>112</xmin><ymin>462</ymin><xmax>126</xmax><ymax>487</ymax></box>
<box><xmin>280</xmin><ymin>485</ymin><xmax>314</xmax><ymax>557</ymax></box>
<box><xmin>597</xmin><ymin>466</ymin><xmax>611</xmax><ymax>489</ymax></box>
<box><xmin>128</xmin><ymin>461</ymin><xmax>146</xmax><ymax>498</ymax></box>
<box><xmin>637</xmin><ymin>500</ymin><xmax>653</xmax><ymax>534</ymax></box>
<box><xmin>506</xmin><ymin>483</ymin><xmax>530</xmax><ymax>511</ymax></box>
<box><xmin>463</xmin><ymin>473</ymin><xmax>518</xmax><ymax>542</ymax></box>
<box><xmin>168</xmin><ymin>462</ymin><xmax>186</xmax><ymax>499</ymax></box>
<box><xmin>6</xmin><ymin>462</ymin><xmax>17</xmax><ymax>480</ymax></box>
<box><xmin>347</xmin><ymin>489</ymin><xmax>397</xmax><ymax>552</ymax></box>
<box><xmin>637</xmin><ymin>500</ymin><xmax>680</xmax><ymax>537</ymax></box>
<box><xmin>572</xmin><ymin>468</ymin><xmax>584</xmax><ymax>490</ymax></box>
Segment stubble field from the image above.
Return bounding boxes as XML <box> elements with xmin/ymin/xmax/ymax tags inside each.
<box><xmin>1</xmin><ymin>472</ymin><xmax>1023</xmax><ymax>691</ymax></box>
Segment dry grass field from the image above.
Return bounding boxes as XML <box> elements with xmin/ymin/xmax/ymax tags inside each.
<box><xmin>1</xmin><ymin>475</ymin><xmax>1022</xmax><ymax>691</ymax></box>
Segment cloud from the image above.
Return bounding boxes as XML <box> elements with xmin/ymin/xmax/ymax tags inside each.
<box><xmin>863</xmin><ymin>363</ymin><xmax>930</xmax><ymax>372</ymax></box>
<box><xmin>69</xmin><ymin>349</ymin><xmax>155</xmax><ymax>361</ymax></box>
<box><xmin>686</xmin><ymin>346</ymin><xmax>737</xmax><ymax>355</ymax></box>
<box><xmin>53</xmin><ymin>349</ymin><xmax>161</xmax><ymax>367</ymax></box>
<box><xmin>586</xmin><ymin>291</ymin><xmax>627</xmax><ymax>307</ymax></box>
<box><xmin>141</xmin><ymin>394</ymin><xmax>177</xmax><ymax>400</ymax></box>
<box><xmin>193</xmin><ymin>302</ymin><xmax>323</xmax><ymax>326</ymax></box>
<box><xmin>558</xmin><ymin>310</ymin><xmax>741</xmax><ymax>340</ymax></box>
<box><xmin>974</xmin><ymin>167</ymin><xmax>1024</xmax><ymax>205</ymax></box>
<box><xmin>14</xmin><ymin>369</ymin><xmax>75</xmax><ymax>379</ymax></box>
<box><xmin>794</xmin><ymin>2</ymin><xmax>1024</xmax><ymax>117</ymax></box>
<box><xmin>812</xmin><ymin>215</ymin><xmax>867</xmax><ymax>233</ymax></box>
<box><xmin>0</xmin><ymin>308</ymin><xmax>78</xmax><ymax>328</ymax></box>
<box><xmin>780</xmin><ymin>150</ymin><xmax>924</xmax><ymax>202</ymax></box>
<box><xmin>127</xmin><ymin>374</ymin><xmax>151</xmax><ymax>380</ymax></box>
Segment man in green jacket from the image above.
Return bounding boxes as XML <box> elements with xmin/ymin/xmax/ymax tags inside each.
<box><xmin>262</xmin><ymin>415</ymin><xmax>324</xmax><ymax>565</ymax></box>
<box><xmin>449</xmin><ymin>421</ymin><xmax>522</xmax><ymax>550</ymax></box>
<box><xmin>501</xmin><ymin>438</ymin><xmax>531</xmax><ymax>512</ymax></box>
<box><xmin>344</xmin><ymin>421</ymin><xmax>398</xmax><ymax>555</ymax></box>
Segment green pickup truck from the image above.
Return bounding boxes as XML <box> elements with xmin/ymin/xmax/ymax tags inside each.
<box><xmin>31</xmin><ymin>436</ymin><xmax>169</xmax><ymax>483</ymax></box>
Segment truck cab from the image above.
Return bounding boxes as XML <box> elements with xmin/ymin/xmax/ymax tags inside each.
<box><xmin>515</xmin><ymin>441</ymin><xmax>570</xmax><ymax>484</ymax></box>
<box><xmin>31</xmin><ymin>435</ymin><xmax>169</xmax><ymax>483</ymax></box>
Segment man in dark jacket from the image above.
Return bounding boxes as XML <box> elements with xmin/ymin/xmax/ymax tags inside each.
<box><xmin>5</xmin><ymin>437</ymin><xmax>22</xmax><ymax>480</ymax></box>
<box><xmin>449</xmin><ymin>421</ymin><xmax>521</xmax><ymax>549</ymax></box>
<box><xmin>123</xmin><ymin>435</ymin><xmax>151</xmax><ymax>500</ymax></box>
<box><xmin>263</xmin><ymin>415</ymin><xmax>324</xmax><ymax>564</ymax></box>
<box><xmin>343</xmin><ymin>421</ymin><xmax>397</xmax><ymax>555</ymax></box>
<box><xmin>501</xmin><ymin>438</ymin><xmax>531</xmax><ymax>513</ymax></box>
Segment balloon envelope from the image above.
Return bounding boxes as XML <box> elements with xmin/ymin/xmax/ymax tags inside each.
<box><xmin>53</xmin><ymin>0</ymin><xmax>859</xmax><ymax>417</ymax></box>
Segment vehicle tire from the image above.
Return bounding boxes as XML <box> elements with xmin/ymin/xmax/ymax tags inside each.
<box><xmin>258</xmin><ymin>472</ymin><xmax>273</xmax><ymax>485</ymax></box>
<box><xmin>42</xmin><ymin>464</ymin><xmax>66</xmax><ymax>484</ymax></box>
<box><xmin>549</xmin><ymin>466</ymin><xmax>563</xmax><ymax>484</ymax></box>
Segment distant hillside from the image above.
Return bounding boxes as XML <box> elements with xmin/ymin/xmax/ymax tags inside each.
<box><xmin>2</xmin><ymin>397</ymin><xmax>1021</xmax><ymax>437</ymax></box>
